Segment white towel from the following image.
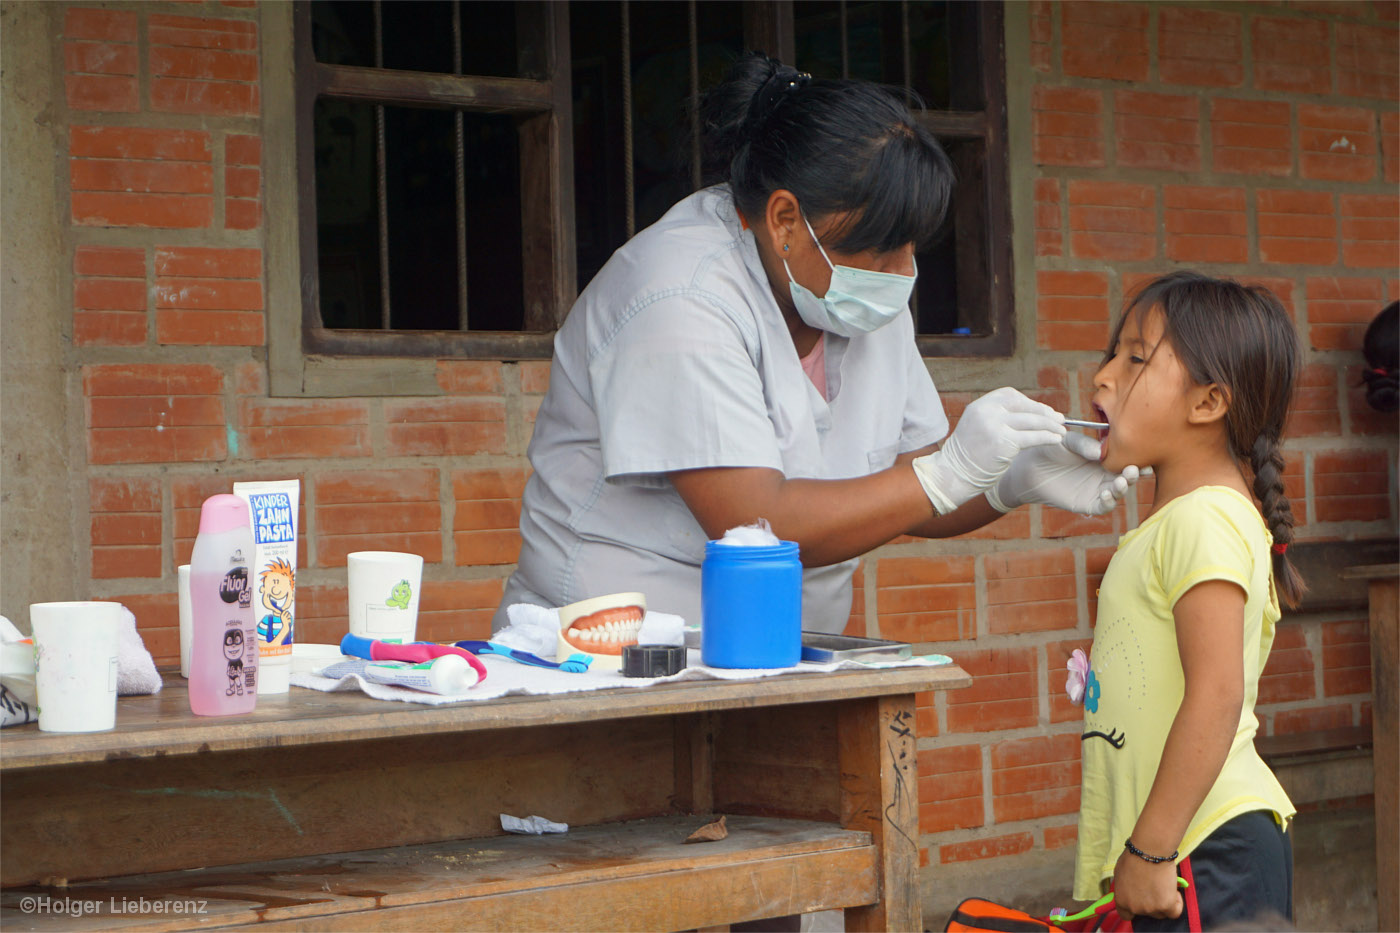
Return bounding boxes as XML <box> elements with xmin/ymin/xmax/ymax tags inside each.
<box><xmin>289</xmin><ymin>650</ymin><xmax>953</xmax><ymax>705</ymax></box>
<box><xmin>492</xmin><ymin>603</ymin><xmax>561</xmax><ymax>657</ymax></box>
<box><xmin>116</xmin><ymin>605</ymin><xmax>162</xmax><ymax>695</ymax></box>
<box><xmin>637</xmin><ymin>611</ymin><xmax>685</xmax><ymax>646</ymax></box>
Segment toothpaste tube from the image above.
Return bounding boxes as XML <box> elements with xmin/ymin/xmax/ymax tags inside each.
<box><xmin>361</xmin><ymin>655</ymin><xmax>480</xmax><ymax>695</ymax></box>
<box><xmin>232</xmin><ymin>479</ymin><xmax>299</xmax><ymax>695</ymax></box>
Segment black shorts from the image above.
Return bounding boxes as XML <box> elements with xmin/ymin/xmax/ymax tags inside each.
<box><xmin>1132</xmin><ymin>809</ymin><xmax>1293</xmax><ymax>932</ymax></box>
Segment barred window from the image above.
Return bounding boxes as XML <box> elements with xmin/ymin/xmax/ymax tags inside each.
<box><xmin>296</xmin><ymin>1</ymin><xmax>1010</xmax><ymax>360</ymax></box>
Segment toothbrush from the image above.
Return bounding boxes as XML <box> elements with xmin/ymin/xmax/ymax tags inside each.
<box><xmin>340</xmin><ymin>633</ymin><xmax>489</xmax><ymax>681</ymax></box>
<box><xmin>454</xmin><ymin>640</ymin><xmax>593</xmax><ymax>673</ymax></box>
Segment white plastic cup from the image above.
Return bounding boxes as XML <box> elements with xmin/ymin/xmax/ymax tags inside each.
<box><xmin>177</xmin><ymin>564</ymin><xmax>193</xmax><ymax>678</ymax></box>
<box><xmin>346</xmin><ymin>551</ymin><xmax>423</xmax><ymax>644</ymax></box>
<box><xmin>29</xmin><ymin>601</ymin><xmax>122</xmax><ymax>733</ymax></box>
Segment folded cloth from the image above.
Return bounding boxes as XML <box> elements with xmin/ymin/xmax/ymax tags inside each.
<box><xmin>492</xmin><ymin>603</ymin><xmax>562</xmax><ymax>658</ymax></box>
<box><xmin>637</xmin><ymin>611</ymin><xmax>685</xmax><ymax>646</ymax></box>
<box><xmin>117</xmin><ymin>605</ymin><xmax>162</xmax><ymax>695</ymax></box>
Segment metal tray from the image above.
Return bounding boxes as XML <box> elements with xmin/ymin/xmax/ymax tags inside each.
<box><xmin>799</xmin><ymin>632</ymin><xmax>912</xmax><ymax>664</ymax></box>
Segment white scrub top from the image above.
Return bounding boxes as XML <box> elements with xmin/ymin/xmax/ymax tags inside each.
<box><xmin>494</xmin><ymin>185</ymin><xmax>948</xmax><ymax>634</ymax></box>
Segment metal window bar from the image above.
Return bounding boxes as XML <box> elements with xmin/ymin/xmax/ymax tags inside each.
<box><xmin>689</xmin><ymin>0</ymin><xmax>701</xmax><ymax>191</ymax></box>
<box><xmin>900</xmin><ymin>0</ymin><xmax>912</xmax><ymax>108</ymax></box>
<box><xmin>839</xmin><ymin>1</ymin><xmax>848</xmax><ymax>78</ymax></box>
<box><xmin>373</xmin><ymin>0</ymin><xmax>391</xmax><ymax>329</ymax></box>
<box><xmin>622</xmin><ymin>0</ymin><xmax>635</xmax><ymax>238</ymax></box>
<box><xmin>453</xmin><ymin>0</ymin><xmax>469</xmax><ymax>329</ymax></box>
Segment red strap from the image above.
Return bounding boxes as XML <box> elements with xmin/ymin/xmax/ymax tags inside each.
<box><xmin>1180</xmin><ymin>857</ymin><xmax>1201</xmax><ymax>932</ymax></box>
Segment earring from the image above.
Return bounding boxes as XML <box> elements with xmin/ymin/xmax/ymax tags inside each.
<box><xmin>782</xmin><ymin>244</ymin><xmax>789</xmax><ymax>253</ymax></box>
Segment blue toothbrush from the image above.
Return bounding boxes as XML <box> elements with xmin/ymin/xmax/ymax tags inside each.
<box><xmin>453</xmin><ymin>640</ymin><xmax>593</xmax><ymax>673</ymax></box>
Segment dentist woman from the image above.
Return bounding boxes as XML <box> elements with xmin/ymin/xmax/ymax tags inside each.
<box><xmin>492</xmin><ymin>54</ymin><xmax>1133</xmax><ymax>633</ymax></box>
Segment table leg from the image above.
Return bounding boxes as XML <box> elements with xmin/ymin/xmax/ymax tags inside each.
<box><xmin>675</xmin><ymin>711</ymin><xmax>717</xmax><ymax>814</ymax></box>
<box><xmin>1370</xmin><ymin>578</ymin><xmax>1397</xmax><ymax>933</ymax></box>
<box><xmin>838</xmin><ymin>694</ymin><xmax>921</xmax><ymax>932</ymax></box>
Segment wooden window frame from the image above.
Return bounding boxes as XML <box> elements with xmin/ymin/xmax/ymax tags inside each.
<box><xmin>292</xmin><ymin>1</ymin><xmax>575</xmax><ymax>361</ymax></box>
<box><xmin>912</xmin><ymin>1</ymin><xmax>1013</xmax><ymax>358</ymax></box>
<box><xmin>280</xmin><ymin>0</ymin><xmax>1010</xmax><ymax>374</ymax></box>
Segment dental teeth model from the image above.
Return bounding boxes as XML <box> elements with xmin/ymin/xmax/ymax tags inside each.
<box><xmin>556</xmin><ymin>592</ymin><xmax>647</xmax><ymax>672</ymax></box>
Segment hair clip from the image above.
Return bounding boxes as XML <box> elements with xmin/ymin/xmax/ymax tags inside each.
<box><xmin>1271</xmin><ymin>542</ymin><xmax>1288</xmax><ymax>555</ymax></box>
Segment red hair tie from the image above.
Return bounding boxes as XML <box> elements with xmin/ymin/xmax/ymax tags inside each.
<box><xmin>1272</xmin><ymin>542</ymin><xmax>1288</xmax><ymax>555</ymax></box>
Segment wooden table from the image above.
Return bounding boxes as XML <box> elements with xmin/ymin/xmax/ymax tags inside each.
<box><xmin>1341</xmin><ymin>563</ymin><xmax>1398</xmax><ymax>933</ymax></box>
<box><xmin>0</xmin><ymin>664</ymin><xmax>968</xmax><ymax>931</ymax></box>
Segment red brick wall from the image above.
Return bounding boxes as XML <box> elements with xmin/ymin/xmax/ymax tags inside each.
<box><xmin>46</xmin><ymin>0</ymin><xmax>1397</xmax><ymax>889</ymax></box>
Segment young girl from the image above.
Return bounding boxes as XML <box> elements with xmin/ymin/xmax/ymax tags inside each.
<box><xmin>1073</xmin><ymin>271</ymin><xmax>1303</xmax><ymax>930</ymax></box>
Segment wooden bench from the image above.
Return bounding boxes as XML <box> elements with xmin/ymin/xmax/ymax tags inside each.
<box><xmin>0</xmin><ymin>664</ymin><xmax>969</xmax><ymax>932</ymax></box>
<box><xmin>1266</xmin><ymin>540</ymin><xmax>1396</xmax><ymax>932</ymax></box>
<box><xmin>1254</xmin><ymin>541</ymin><xmax>1393</xmax><ymax>802</ymax></box>
<box><xmin>1256</xmin><ymin>725</ymin><xmax>1373</xmax><ymax>763</ymax></box>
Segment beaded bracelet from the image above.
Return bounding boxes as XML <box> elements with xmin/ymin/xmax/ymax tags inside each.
<box><xmin>1124</xmin><ymin>838</ymin><xmax>1178</xmax><ymax>864</ymax></box>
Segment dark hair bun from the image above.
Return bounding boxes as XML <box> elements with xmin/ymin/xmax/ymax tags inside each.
<box><xmin>697</xmin><ymin>54</ymin><xmax>778</xmax><ymax>183</ymax></box>
<box><xmin>695</xmin><ymin>51</ymin><xmax>955</xmax><ymax>253</ymax></box>
<box><xmin>1363</xmin><ymin>368</ymin><xmax>1398</xmax><ymax>412</ymax></box>
<box><xmin>1363</xmin><ymin>301</ymin><xmax>1398</xmax><ymax>413</ymax></box>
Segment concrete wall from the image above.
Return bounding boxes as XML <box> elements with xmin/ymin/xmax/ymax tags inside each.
<box><xmin>0</xmin><ymin>0</ymin><xmax>1393</xmax><ymax>917</ymax></box>
<box><xmin>1</xmin><ymin>1</ymin><xmax>79</xmax><ymax>617</ymax></box>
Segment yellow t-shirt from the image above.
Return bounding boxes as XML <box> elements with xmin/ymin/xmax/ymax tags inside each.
<box><xmin>1072</xmin><ymin>486</ymin><xmax>1295</xmax><ymax>900</ymax></box>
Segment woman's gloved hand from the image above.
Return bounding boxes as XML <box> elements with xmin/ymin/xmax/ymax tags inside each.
<box><xmin>912</xmin><ymin>387</ymin><xmax>1066</xmax><ymax>515</ymax></box>
<box><xmin>987</xmin><ymin>432</ymin><xmax>1142</xmax><ymax>515</ymax></box>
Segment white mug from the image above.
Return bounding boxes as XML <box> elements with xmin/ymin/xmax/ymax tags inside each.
<box><xmin>29</xmin><ymin>601</ymin><xmax>122</xmax><ymax>733</ymax></box>
<box><xmin>346</xmin><ymin>551</ymin><xmax>423</xmax><ymax>644</ymax></box>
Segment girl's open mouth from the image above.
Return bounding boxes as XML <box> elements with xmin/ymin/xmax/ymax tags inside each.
<box><xmin>1092</xmin><ymin>404</ymin><xmax>1111</xmax><ymax>459</ymax></box>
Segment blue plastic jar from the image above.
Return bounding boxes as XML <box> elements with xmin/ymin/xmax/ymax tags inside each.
<box><xmin>700</xmin><ymin>540</ymin><xmax>802</xmax><ymax>669</ymax></box>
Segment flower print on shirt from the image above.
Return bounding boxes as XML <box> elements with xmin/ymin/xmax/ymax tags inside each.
<box><xmin>1066</xmin><ymin>648</ymin><xmax>1090</xmax><ymax>705</ymax></box>
<box><xmin>1080</xmin><ymin>616</ymin><xmax>1147</xmax><ymax>751</ymax></box>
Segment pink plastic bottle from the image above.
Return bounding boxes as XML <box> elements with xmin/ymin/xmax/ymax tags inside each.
<box><xmin>189</xmin><ymin>494</ymin><xmax>259</xmax><ymax>715</ymax></box>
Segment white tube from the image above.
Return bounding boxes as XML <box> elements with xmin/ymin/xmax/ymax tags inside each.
<box><xmin>361</xmin><ymin>655</ymin><xmax>480</xmax><ymax>695</ymax></box>
<box><xmin>232</xmin><ymin>480</ymin><xmax>300</xmax><ymax>694</ymax></box>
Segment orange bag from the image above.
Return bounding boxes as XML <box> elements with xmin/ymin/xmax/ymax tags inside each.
<box><xmin>944</xmin><ymin>870</ymin><xmax>1199</xmax><ymax>933</ymax></box>
<box><xmin>944</xmin><ymin>898</ymin><xmax>1057</xmax><ymax>932</ymax></box>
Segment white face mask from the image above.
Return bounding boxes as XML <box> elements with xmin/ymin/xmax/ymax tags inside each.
<box><xmin>783</xmin><ymin>212</ymin><xmax>917</xmax><ymax>337</ymax></box>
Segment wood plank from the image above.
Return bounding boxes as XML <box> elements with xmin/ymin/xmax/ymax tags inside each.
<box><xmin>1364</xmin><ymin>574</ymin><xmax>1397</xmax><ymax>933</ymax></box>
<box><xmin>743</xmin><ymin>2</ymin><xmax>795</xmax><ymax>65</ymax></box>
<box><xmin>1269</xmin><ymin>748</ymin><xmax>1373</xmax><ymax>807</ymax></box>
<box><xmin>674</xmin><ymin>711</ymin><xmax>717</xmax><ymax>814</ymax></box>
<box><xmin>2</xmin><ymin>718</ymin><xmax>675</xmax><ymax>886</ymax></box>
<box><xmin>250</xmin><ymin>848</ymin><xmax>875</xmax><ymax>932</ymax></box>
<box><xmin>301</xmin><ymin>328</ymin><xmax>558</xmax><ymax>360</ymax></box>
<box><xmin>712</xmin><ymin>704</ymin><xmax>840</xmax><ymax>822</ymax></box>
<box><xmin>314</xmin><ymin>63</ymin><xmax>552</xmax><ymax>113</ymax></box>
<box><xmin>1294</xmin><ymin>540</ymin><xmax>1398</xmax><ymax>612</ymax></box>
<box><xmin>0</xmin><ymin>666</ymin><xmax>969</xmax><ymax>771</ymax></box>
<box><xmin>0</xmin><ymin>816</ymin><xmax>875</xmax><ymax>933</ymax></box>
<box><xmin>838</xmin><ymin>695</ymin><xmax>922</xmax><ymax>932</ymax></box>
<box><xmin>1255</xmin><ymin>725</ymin><xmax>1373</xmax><ymax>761</ymax></box>
<box><xmin>914</xmin><ymin>110</ymin><xmax>987</xmax><ymax>139</ymax></box>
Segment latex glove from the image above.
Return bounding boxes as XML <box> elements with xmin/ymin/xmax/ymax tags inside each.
<box><xmin>912</xmin><ymin>387</ymin><xmax>1066</xmax><ymax>515</ymax></box>
<box><xmin>987</xmin><ymin>432</ymin><xmax>1141</xmax><ymax>515</ymax></box>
